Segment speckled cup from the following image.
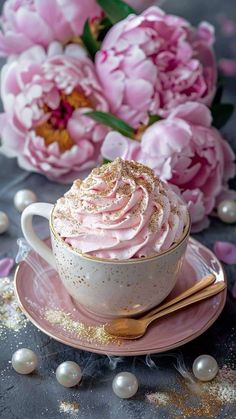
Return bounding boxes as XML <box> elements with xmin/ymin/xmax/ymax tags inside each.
<box><xmin>21</xmin><ymin>203</ymin><xmax>190</xmax><ymax>318</ymax></box>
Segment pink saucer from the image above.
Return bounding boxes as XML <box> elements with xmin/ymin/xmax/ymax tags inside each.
<box><xmin>14</xmin><ymin>237</ymin><xmax>226</xmax><ymax>356</ymax></box>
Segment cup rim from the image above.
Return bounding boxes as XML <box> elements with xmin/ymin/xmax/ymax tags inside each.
<box><xmin>50</xmin><ymin>206</ymin><xmax>191</xmax><ymax>264</ymax></box>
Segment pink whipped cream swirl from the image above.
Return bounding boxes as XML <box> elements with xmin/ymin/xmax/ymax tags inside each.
<box><xmin>53</xmin><ymin>159</ymin><xmax>189</xmax><ymax>259</ymax></box>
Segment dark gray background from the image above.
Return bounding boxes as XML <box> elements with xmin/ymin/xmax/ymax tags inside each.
<box><xmin>0</xmin><ymin>1</ymin><xmax>236</xmax><ymax>418</ymax></box>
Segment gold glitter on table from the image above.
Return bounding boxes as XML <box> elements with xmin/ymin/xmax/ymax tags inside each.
<box><xmin>146</xmin><ymin>366</ymin><xmax>236</xmax><ymax>418</ymax></box>
<box><xmin>59</xmin><ymin>401</ymin><xmax>80</xmax><ymax>416</ymax></box>
<box><xmin>44</xmin><ymin>309</ymin><xmax>120</xmax><ymax>345</ymax></box>
<box><xmin>0</xmin><ymin>276</ymin><xmax>28</xmax><ymax>339</ymax></box>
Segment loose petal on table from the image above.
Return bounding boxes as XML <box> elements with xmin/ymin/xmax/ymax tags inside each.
<box><xmin>216</xmin><ymin>14</ymin><xmax>236</xmax><ymax>36</ymax></box>
<box><xmin>0</xmin><ymin>257</ymin><xmax>14</xmax><ymax>277</ymax></box>
<box><xmin>213</xmin><ymin>241</ymin><xmax>236</xmax><ymax>264</ymax></box>
<box><xmin>219</xmin><ymin>59</ymin><xmax>236</xmax><ymax>76</ymax></box>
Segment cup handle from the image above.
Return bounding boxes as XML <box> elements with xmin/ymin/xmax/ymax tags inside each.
<box><xmin>21</xmin><ymin>202</ymin><xmax>57</xmax><ymax>270</ymax></box>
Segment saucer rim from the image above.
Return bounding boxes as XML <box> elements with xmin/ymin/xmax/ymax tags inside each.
<box><xmin>14</xmin><ymin>237</ymin><xmax>227</xmax><ymax>356</ymax></box>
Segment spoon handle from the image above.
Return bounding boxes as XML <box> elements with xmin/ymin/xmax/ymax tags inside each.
<box><xmin>147</xmin><ymin>282</ymin><xmax>226</xmax><ymax>325</ymax></box>
<box><xmin>143</xmin><ymin>274</ymin><xmax>216</xmax><ymax>319</ymax></box>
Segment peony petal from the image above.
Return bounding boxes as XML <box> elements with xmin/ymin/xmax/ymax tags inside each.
<box><xmin>197</xmin><ymin>21</ymin><xmax>215</xmax><ymax>46</ymax></box>
<box><xmin>15</xmin><ymin>9</ymin><xmax>54</xmax><ymax>46</ymax></box>
<box><xmin>0</xmin><ymin>258</ymin><xmax>14</xmax><ymax>277</ymax></box>
<box><xmin>57</xmin><ymin>0</ymin><xmax>101</xmax><ymax>35</ymax></box>
<box><xmin>35</xmin><ymin>0</ymin><xmax>73</xmax><ymax>42</ymax></box>
<box><xmin>219</xmin><ymin>59</ymin><xmax>236</xmax><ymax>76</ymax></box>
<box><xmin>124</xmin><ymin>78</ymin><xmax>154</xmax><ymax>111</ymax></box>
<box><xmin>213</xmin><ymin>241</ymin><xmax>236</xmax><ymax>264</ymax></box>
<box><xmin>168</xmin><ymin>102</ymin><xmax>212</xmax><ymax>127</ymax></box>
<box><xmin>101</xmin><ymin>131</ymin><xmax>140</xmax><ymax>161</ymax></box>
<box><xmin>142</xmin><ymin>118</ymin><xmax>191</xmax><ymax>156</ymax></box>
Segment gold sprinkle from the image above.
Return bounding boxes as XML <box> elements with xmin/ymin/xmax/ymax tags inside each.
<box><xmin>0</xmin><ymin>276</ymin><xmax>28</xmax><ymax>339</ymax></box>
<box><xmin>116</xmin><ymin>183</ymin><xmax>131</xmax><ymax>196</ymax></box>
<box><xmin>148</xmin><ymin>207</ymin><xmax>160</xmax><ymax>232</ymax></box>
<box><xmin>44</xmin><ymin>309</ymin><xmax>120</xmax><ymax>345</ymax></box>
<box><xmin>171</xmin><ymin>207</ymin><xmax>179</xmax><ymax>215</ymax></box>
<box><xmin>136</xmin><ymin>178</ymin><xmax>153</xmax><ymax>193</ymax></box>
<box><xmin>146</xmin><ymin>369</ymin><xmax>236</xmax><ymax>418</ymax></box>
<box><xmin>73</xmin><ymin>179</ymin><xmax>82</xmax><ymax>189</ymax></box>
<box><xmin>146</xmin><ymin>392</ymin><xmax>170</xmax><ymax>406</ymax></box>
<box><xmin>1</xmin><ymin>290</ymin><xmax>14</xmax><ymax>301</ymax></box>
<box><xmin>59</xmin><ymin>401</ymin><xmax>80</xmax><ymax>415</ymax></box>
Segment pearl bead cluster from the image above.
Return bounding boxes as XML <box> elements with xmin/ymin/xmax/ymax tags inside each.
<box><xmin>192</xmin><ymin>354</ymin><xmax>218</xmax><ymax>381</ymax></box>
<box><xmin>0</xmin><ymin>211</ymin><xmax>9</xmax><ymax>234</ymax></box>
<box><xmin>11</xmin><ymin>349</ymin><xmax>219</xmax><ymax>398</ymax></box>
<box><xmin>11</xmin><ymin>349</ymin><xmax>83</xmax><ymax>387</ymax></box>
<box><xmin>56</xmin><ymin>361</ymin><xmax>82</xmax><ymax>388</ymax></box>
<box><xmin>14</xmin><ymin>190</ymin><xmax>37</xmax><ymax>213</ymax></box>
<box><xmin>0</xmin><ymin>189</ymin><xmax>37</xmax><ymax>235</ymax></box>
<box><xmin>217</xmin><ymin>199</ymin><xmax>236</xmax><ymax>224</ymax></box>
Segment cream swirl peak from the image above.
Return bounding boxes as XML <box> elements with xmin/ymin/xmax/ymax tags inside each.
<box><xmin>53</xmin><ymin>158</ymin><xmax>189</xmax><ymax>259</ymax></box>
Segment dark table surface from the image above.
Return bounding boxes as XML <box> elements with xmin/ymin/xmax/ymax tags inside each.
<box><xmin>0</xmin><ymin>1</ymin><xmax>236</xmax><ymax>418</ymax></box>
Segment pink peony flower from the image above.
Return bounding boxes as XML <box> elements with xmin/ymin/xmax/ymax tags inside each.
<box><xmin>101</xmin><ymin>102</ymin><xmax>235</xmax><ymax>231</ymax></box>
<box><xmin>0</xmin><ymin>0</ymin><xmax>102</xmax><ymax>56</ymax></box>
<box><xmin>96</xmin><ymin>6</ymin><xmax>216</xmax><ymax>128</ymax></box>
<box><xmin>0</xmin><ymin>42</ymin><xmax>109</xmax><ymax>182</ymax></box>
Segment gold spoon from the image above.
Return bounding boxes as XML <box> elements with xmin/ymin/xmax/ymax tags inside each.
<box><xmin>141</xmin><ymin>273</ymin><xmax>216</xmax><ymax>319</ymax></box>
<box><xmin>105</xmin><ymin>281</ymin><xmax>226</xmax><ymax>339</ymax></box>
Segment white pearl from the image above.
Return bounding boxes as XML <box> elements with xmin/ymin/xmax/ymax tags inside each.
<box><xmin>217</xmin><ymin>200</ymin><xmax>236</xmax><ymax>224</ymax></box>
<box><xmin>112</xmin><ymin>372</ymin><xmax>138</xmax><ymax>399</ymax></box>
<box><xmin>14</xmin><ymin>189</ymin><xmax>37</xmax><ymax>212</ymax></box>
<box><xmin>192</xmin><ymin>355</ymin><xmax>218</xmax><ymax>382</ymax></box>
<box><xmin>0</xmin><ymin>211</ymin><xmax>9</xmax><ymax>234</ymax></box>
<box><xmin>12</xmin><ymin>348</ymin><xmax>38</xmax><ymax>375</ymax></box>
<box><xmin>56</xmin><ymin>361</ymin><xmax>82</xmax><ymax>388</ymax></box>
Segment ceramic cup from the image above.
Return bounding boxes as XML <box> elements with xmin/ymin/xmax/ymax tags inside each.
<box><xmin>21</xmin><ymin>203</ymin><xmax>190</xmax><ymax>318</ymax></box>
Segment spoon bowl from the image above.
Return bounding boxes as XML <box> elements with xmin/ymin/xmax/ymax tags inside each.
<box><xmin>105</xmin><ymin>318</ymin><xmax>147</xmax><ymax>340</ymax></box>
<box><xmin>105</xmin><ymin>281</ymin><xmax>226</xmax><ymax>339</ymax></box>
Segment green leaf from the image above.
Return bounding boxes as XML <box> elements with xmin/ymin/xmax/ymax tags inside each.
<box><xmin>85</xmin><ymin>111</ymin><xmax>135</xmax><ymax>138</ymax></box>
<box><xmin>102</xmin><ymin>158</ymin><xmax>112</xmax><ymax>165</ymax></box>
<box><xmin>97</xmin><ymin>17</ymin><xmax>113</xmax><ymax>42</ymax></box>
<box><xmin>81</xmin><ymin>19</ymin><xmax>100</xmax><ymax>60</ymax></box>
<box><xmin>97</xmin><ymin>0</ymin><xmax>136</xmax><ymax>24</ymax></box>
<box><xmin>148</xmin><ymin>114</ymin><xmax>162</xmax><ymax>126</ymax></box>
<box><xmin>212</xmin><ymin>85</ymin><xmax>224</xmax><ymax>105</ymax></box>
<box><xmin>211</xmin><ymin>103</ymin><xmax>234</xmax><ymax>129</ymax></box>
<box><xmin>217</xmin><ymin>72</ymin><xmax>226</xmax><ymax>87</ymax></box>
